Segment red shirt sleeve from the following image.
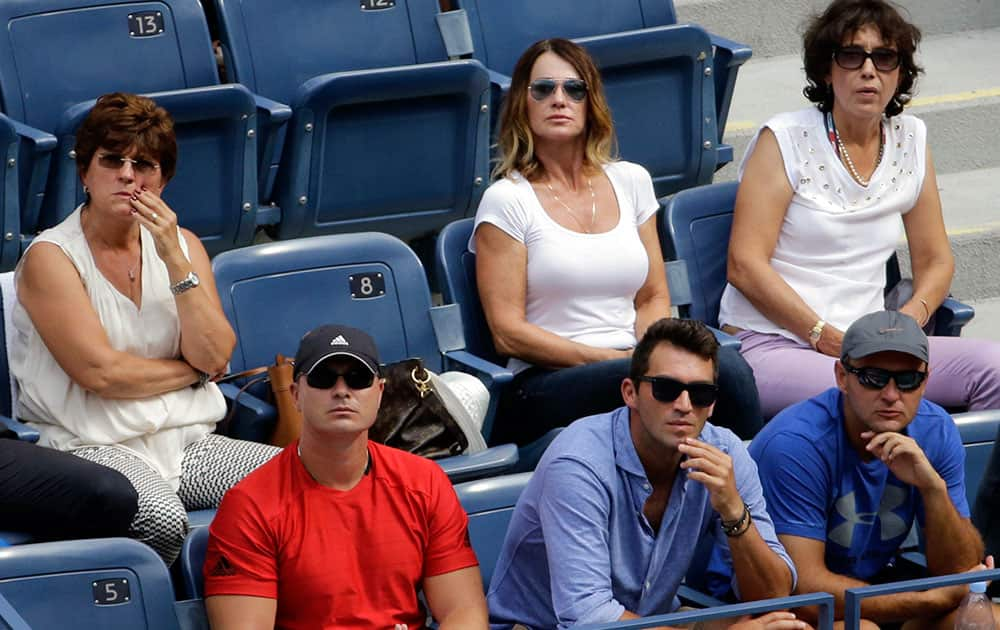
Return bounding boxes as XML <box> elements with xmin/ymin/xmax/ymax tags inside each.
<box><xmin>203</xmin><ymin>485</ymin><xmax>279</xmax><ymax>599</ymax></box>
<box><xmin>422</xmin><ymin>464</ymin><xmax>479</xmax><ymax>578</ymax></box>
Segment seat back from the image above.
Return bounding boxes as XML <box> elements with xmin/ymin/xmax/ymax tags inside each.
<box><xmin>210</xmin><ymin>0</ymin><xmax>491</xmax><ymax>241</ymax></box>
<box><xmin>452</xmin><ymin>0</ymin><xmax>718</xmax><ymax>195</ymax></box>
<box><xmin>454</xmin><ymin>472</ymin><xmax>532</xmax><ymax>590</ymax></box>
<box><xmin>0</xmin><ymin>538</ymin><xmax>182</xmax><ymax>629</ymax></box>
<box><xmin>435</xmin><ymin>218</ymin><xmax>502</xmax><ymax>365</ymax></box>
<box><xmin>454</xmin><ymin>0</ymin><xmax>677</xmax><ymax>77</ymax></box>
<box><xmin>213</xmin><ymin>233</ymin><xmax>445</xmax><ymax>377</ymax></box>
<box><xmin>955</xmin><ymin>410</ymin><xmax>1000</xmax><ymax>507</ymax></box>
<box><xmin>179</xmin><ymin>526</ymin><xmax>210</xmax><ymax>600</ymax></box>
<box><xmin>0</xmin><ymin>0</ymin><xmax>260</xmax><ymax>255</ymax></box>
<box><xmin>211</xmin><ymin>0</ymin><xmax>444</xmax><ymax>106</ymax></box>
<box><xmin>661</xmin><ymin>181</ymin><xmax>738</xmax><ymax>328</ymax></box>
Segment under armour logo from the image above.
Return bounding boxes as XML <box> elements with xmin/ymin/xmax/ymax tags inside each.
<box><xmin>830</xmin><ymin>493</ymin><xmax>877</xmax><ymax>548</ymax></box>
<box><xmin>330</xmin><ymin>335</ymin><xmax>349</xmax><ymax>346</ymax></box>
<box><xmin>828</xmin><ymin>487</ymin><xmax>911</xmax><ymax>548</ymax></box>
<box><xmin>208</xmin><ymin>555</ymin><xmax>237</xmax><ymax>577</ymax></box>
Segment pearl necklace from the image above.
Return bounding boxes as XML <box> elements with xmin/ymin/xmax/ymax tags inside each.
<box><xmin>545</xmin><ymin>177</ymin><xmax>597</xmax><ymax>233</ymax></box>
<box><xmin>833</xmin><ymin>119</ymin><xmax>884</xmax><ymax>187</ymax></box>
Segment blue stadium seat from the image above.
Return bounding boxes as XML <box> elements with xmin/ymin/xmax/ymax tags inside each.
<box><xmin>453</xmin><ymin>472</ymin><xmax>532</xmax><ymax>590</ymax></box>
<box><xmin>0</xmin><ymin>0</ymin><xmax>290</xmax><ymax>256</ymax></box>
<box><xmin>208</xmin><ymin>0</ymin><xmax>491</xmax><ymax>242</ymax></box>
<box><xmin>0</xmin><ymin>114</ymin><xmax>55</xmax><ymax>271</ymax></box>
<box><xmin>0</xmin><ymin>537</ymin><xmax>201</xmax><ymax>629</ymax></box>
<box><xmin>442</xmin><ymin>0</ymin><xmax>751</xmax><ymax>195</ymax></box>
<box><xmin>661</xmin><ymin>181</ymin><xmax>975</xmax><ymax>335</ymax></box>
<box><xmin>954</xmin><ymin>411</ymin><xmax>1000</xmax><ymax>507</ymax></box>
<box><xmin>211</xmin><ymin>233</ymin><xmax>517</xmax><ymax>481</ymax></box>
<box><xmin>178</xmin><ymin>526</ymin><xmax>209</xmax><ymax>601</ymax></box>
<box><xmin>434</xmin><ymin>218</ymin><xmax>563</xmax><ymax>469</ymax></box>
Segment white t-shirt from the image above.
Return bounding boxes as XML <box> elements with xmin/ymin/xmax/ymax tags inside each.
<box><xmin>718</xmin><ymin>107</ymin><xmax>927</xmax><ymax>342</ymax></box>
<box><xmin>10</xmin><ymin>206</ymin><xmax>223</xmax><ymax>489</ymax></box>
<box><xmin>471</xmin><ymin>161</ymin><xmax>660</xmax><ymax>372</ymax></box>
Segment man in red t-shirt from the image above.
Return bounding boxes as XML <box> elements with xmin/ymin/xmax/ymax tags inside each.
<box><xmin>204</xmin><ymin>324</ymin><xmax>487</xmax><ymax>629</ymax></box>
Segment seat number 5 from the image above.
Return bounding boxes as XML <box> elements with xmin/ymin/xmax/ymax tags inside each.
<box><xmin>92</xmin><ymin>578</ymin><xmax>131</xmax><ymax>605</ymax></box>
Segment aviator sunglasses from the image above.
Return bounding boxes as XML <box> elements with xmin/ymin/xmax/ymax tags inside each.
<box><xmin>97</xmin><ymin>152</ymin><xmax>161</xmax><ymax>176</ymax></box>
<box><xmin>528</xmin><ymin>78</ymin><xmax>588</xmax><ymax>103</ymax></box>
<box><xmin>637</xmin><ymin>376</ymin><xmax>718</xmax><ymax>407</ymax></box>
<box><xmin>841</xmin><ymin>363</ymin><xmax>926</xmax><ymax>392</ymax></box>
<box><xmin>305</xmin><ymin>366</ymin><xmax>377</xmax><ymax>390</ymax></box>
<box><xmin>833</xmin><ymin>46</ymin><xmax>901</xmax><ymax>72</ymax></box>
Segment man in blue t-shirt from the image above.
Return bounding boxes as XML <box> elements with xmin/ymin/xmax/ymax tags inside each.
<box><xmin>751</xmin><ymin>310</ymin><xmax>997</xmax><ymax>628</ymax></box>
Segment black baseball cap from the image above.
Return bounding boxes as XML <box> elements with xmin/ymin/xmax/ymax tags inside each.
<box><xmin>292</xmin><ymin>324</ymin><xmax>381</xmax><ymax>379</ymax></box>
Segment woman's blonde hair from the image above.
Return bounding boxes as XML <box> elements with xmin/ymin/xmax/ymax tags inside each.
<box><xmin>492</xmin><ymin>38</ymin><xmax>617</xmax><ymax>181</ymax></box>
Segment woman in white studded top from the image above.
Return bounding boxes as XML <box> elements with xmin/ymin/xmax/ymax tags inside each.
<box><xmin>718</xmin><ymin>0</ymin><xmax>1000</xmax><ymax>418</ymax></box>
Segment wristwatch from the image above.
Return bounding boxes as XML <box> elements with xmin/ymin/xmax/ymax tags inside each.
<box><xmin>170</xmin><ymin>271</ymin><xmax>200</xmax><ymax>295</ymax></box>
<box><xmin>808</xmin><ymin>319</ymin><xmax>826</xmax><ymax>350</ymax></box>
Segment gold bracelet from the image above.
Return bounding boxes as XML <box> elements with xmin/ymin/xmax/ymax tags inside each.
<box><xmin>918</xmin><ymin>298</ymin><xmax>930</xmax><ymax>326</ymax></box>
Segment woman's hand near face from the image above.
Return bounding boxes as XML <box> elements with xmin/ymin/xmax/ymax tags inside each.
<box><xmin>128</xmin><ymin>187</ymin><xmax>186</xmax><ymax>267</ymax></box>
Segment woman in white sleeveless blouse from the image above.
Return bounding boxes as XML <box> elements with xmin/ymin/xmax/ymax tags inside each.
<box><xmin>11</xmin><ymin>93</ymin><xmax>279</xmax><ymax>564</ymax></box>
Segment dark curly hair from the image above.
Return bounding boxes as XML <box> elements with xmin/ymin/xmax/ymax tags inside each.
<box><xmin>802</xmin><ymin>0</ymin><xmax>923</xmax><ymax>117</ymax></box>
<box><xmin>75</xmin><ymin>92</ymin><xmax>177</xmax><ymax>183</ymax></box>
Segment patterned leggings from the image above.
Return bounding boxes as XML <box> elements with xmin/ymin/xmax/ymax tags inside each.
<box><xmin>73</xmin><ymin>434</ymin><xmax>280</xmax><ymax>565</ymax></box>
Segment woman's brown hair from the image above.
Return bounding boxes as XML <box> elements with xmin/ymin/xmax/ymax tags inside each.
<box><xmin>75</xmin><ymin>92</ymin><xmax>178</xmax><ymax>183</ymax></box>
<box><xmin>492</xmin><ymin>38</ymin><xmax>617</xmax><ymax>181</ymax></box>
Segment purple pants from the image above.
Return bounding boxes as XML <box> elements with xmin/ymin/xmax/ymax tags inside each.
<box><xmin>738</xmin><ymin>330</ymin><xmax>1000</xmax><ymax>419</ymax></box>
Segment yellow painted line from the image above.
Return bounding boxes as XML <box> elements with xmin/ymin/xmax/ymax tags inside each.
<box><xmin>725</xmin><ymin>87</ymin><xmax>1000</xmax><ymax>133</ymax></box>
<box><xmin>910</xmin><ymin>87</ymin><xmax>1000</xmax><ymax>108</ymax></box>
<box><xmin>946</xmin><ymin>223</ymin><xmax>1000</xmax><ymax>237</ymax></box>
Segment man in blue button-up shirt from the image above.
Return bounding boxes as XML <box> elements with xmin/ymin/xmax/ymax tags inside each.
<box><xmin>487</xmin><ymin>318</ymin><xmax>798</xmax><ymax>629</ymax></box>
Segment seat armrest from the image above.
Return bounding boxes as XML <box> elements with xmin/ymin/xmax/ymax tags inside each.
<box><xmin>581</xmin><ymin>593</ymin><xmax>834</xmax><ymax>629</ymax></box>
<box><xmin>932</xmin><ymin>296</ymin><xmax>974</xmax><ymax>337</ymax></box>
<box><xmin>677</xmin><ymin>584</ymin><xmax>725</xmax><ymax>609</ymax></box>
<box><xmin>10</xmin><ymin>119</ymin><xmax>57</xmax><ymax>231</ymax></box>
<box><xmin>0</xmin><ymin>415</ymin><xmax>39</xmax><ymax>443</ymax></box>
<box><xmin>443</xmin><ymin>349</ymin><xmax>513</xmax><ymax>442</ymax></box>
<box><xmin>435</xmin><ymin>443</ymin><xmax>519</xmax><ymax>483</ymax></box>
<box><xmin>218</xmin><ymin>382</ymin><xmax>277</xmax><ymax>444</ymax></box>
<box><xmin>252</xmin><ymin>94</ymin><xmax>293</xmax><ymax>203</ymax></box>
<box><xmin>707</xmin><ymin>33</ymin><xmax>752</xmax><ymax>142</ymax></box>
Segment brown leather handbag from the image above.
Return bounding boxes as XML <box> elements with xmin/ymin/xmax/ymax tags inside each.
<box><xmin>218</xmin><ymin>354</ymin><xmax>302</xmax><ymax>448</ymax></box>
<box><xmin>369</xmin><ymin>358</ymin><xmax>469</xmax><ymax>459</ymax></box>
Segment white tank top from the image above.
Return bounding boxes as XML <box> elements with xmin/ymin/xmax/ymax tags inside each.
<box><xmin>718</xmin><ymin>108</ymin><xmax>926</xmax><ymax>342</ymax></box>
<box><xmin>10</xmin><ymin>206</ymin><xmax>223</xmax><ymax>489</ymax></box>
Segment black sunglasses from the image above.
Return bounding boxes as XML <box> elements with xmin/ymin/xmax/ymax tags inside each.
<box><xmin>97</xmin><ymin>152</ymin><xmax>160</xmax><ymax>176</ymax></box>
<box><xmin>833</xmin><ymin>46</ymin><xmax>900</xmax><ymax>72</ymax></box>
<box><xmin>305</xmin><ymin>367</ymin><xmax>376</xmax><ymax>390</ymax></box>
<box><xmin>637</xmin><ymin>376</ymin><xmax>718</xmax><ymax>407</ymax></box>
<box><xmin>528</xmin><ymin>78</ymin><xmax>588</xmax><ymax>103</ymax></box>
<box><xmin>841</xmin><ymin>363</ymin><xmax>926</xmax><ymax>392</ymax></box>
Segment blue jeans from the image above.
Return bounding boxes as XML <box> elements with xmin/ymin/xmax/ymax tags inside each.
<box><xmin>493</xmin><ymin>345</ymin><xmax>762</xmax><ymax>445</ymax></box>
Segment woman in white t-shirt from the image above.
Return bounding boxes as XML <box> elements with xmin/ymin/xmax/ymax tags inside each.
<box><xmin>472</xmin><ymin>38</ymin><xmax>762</xmax><ymax>446</ymax></box>
<box><xmin>720</xmin><ymin>0</ymin><xmax>1000</xmax><ymax>418</ymax></box>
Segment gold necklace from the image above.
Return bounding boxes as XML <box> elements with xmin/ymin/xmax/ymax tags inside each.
<box><xmin>545</xmin><ymin>177</ymin><xmax>597</xmax><ymax>233</ymax></box>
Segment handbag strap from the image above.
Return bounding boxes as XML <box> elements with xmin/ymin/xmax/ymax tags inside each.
<box><xmin>215</xmin><ymin>365</ymin><xmax>270</xmax><ymax>385</ymax></box>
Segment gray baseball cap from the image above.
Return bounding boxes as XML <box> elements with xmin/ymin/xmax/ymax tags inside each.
<box><xmin>841</xmin><ymin>310</ymin><xmax>929</xmax><ymax>363</ymax></box>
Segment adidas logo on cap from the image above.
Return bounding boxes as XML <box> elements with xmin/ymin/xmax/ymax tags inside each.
<box><xmin>330</xmin><ymin>335</ymin><xmax>349</xmax><ymax>346</ymax></box>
